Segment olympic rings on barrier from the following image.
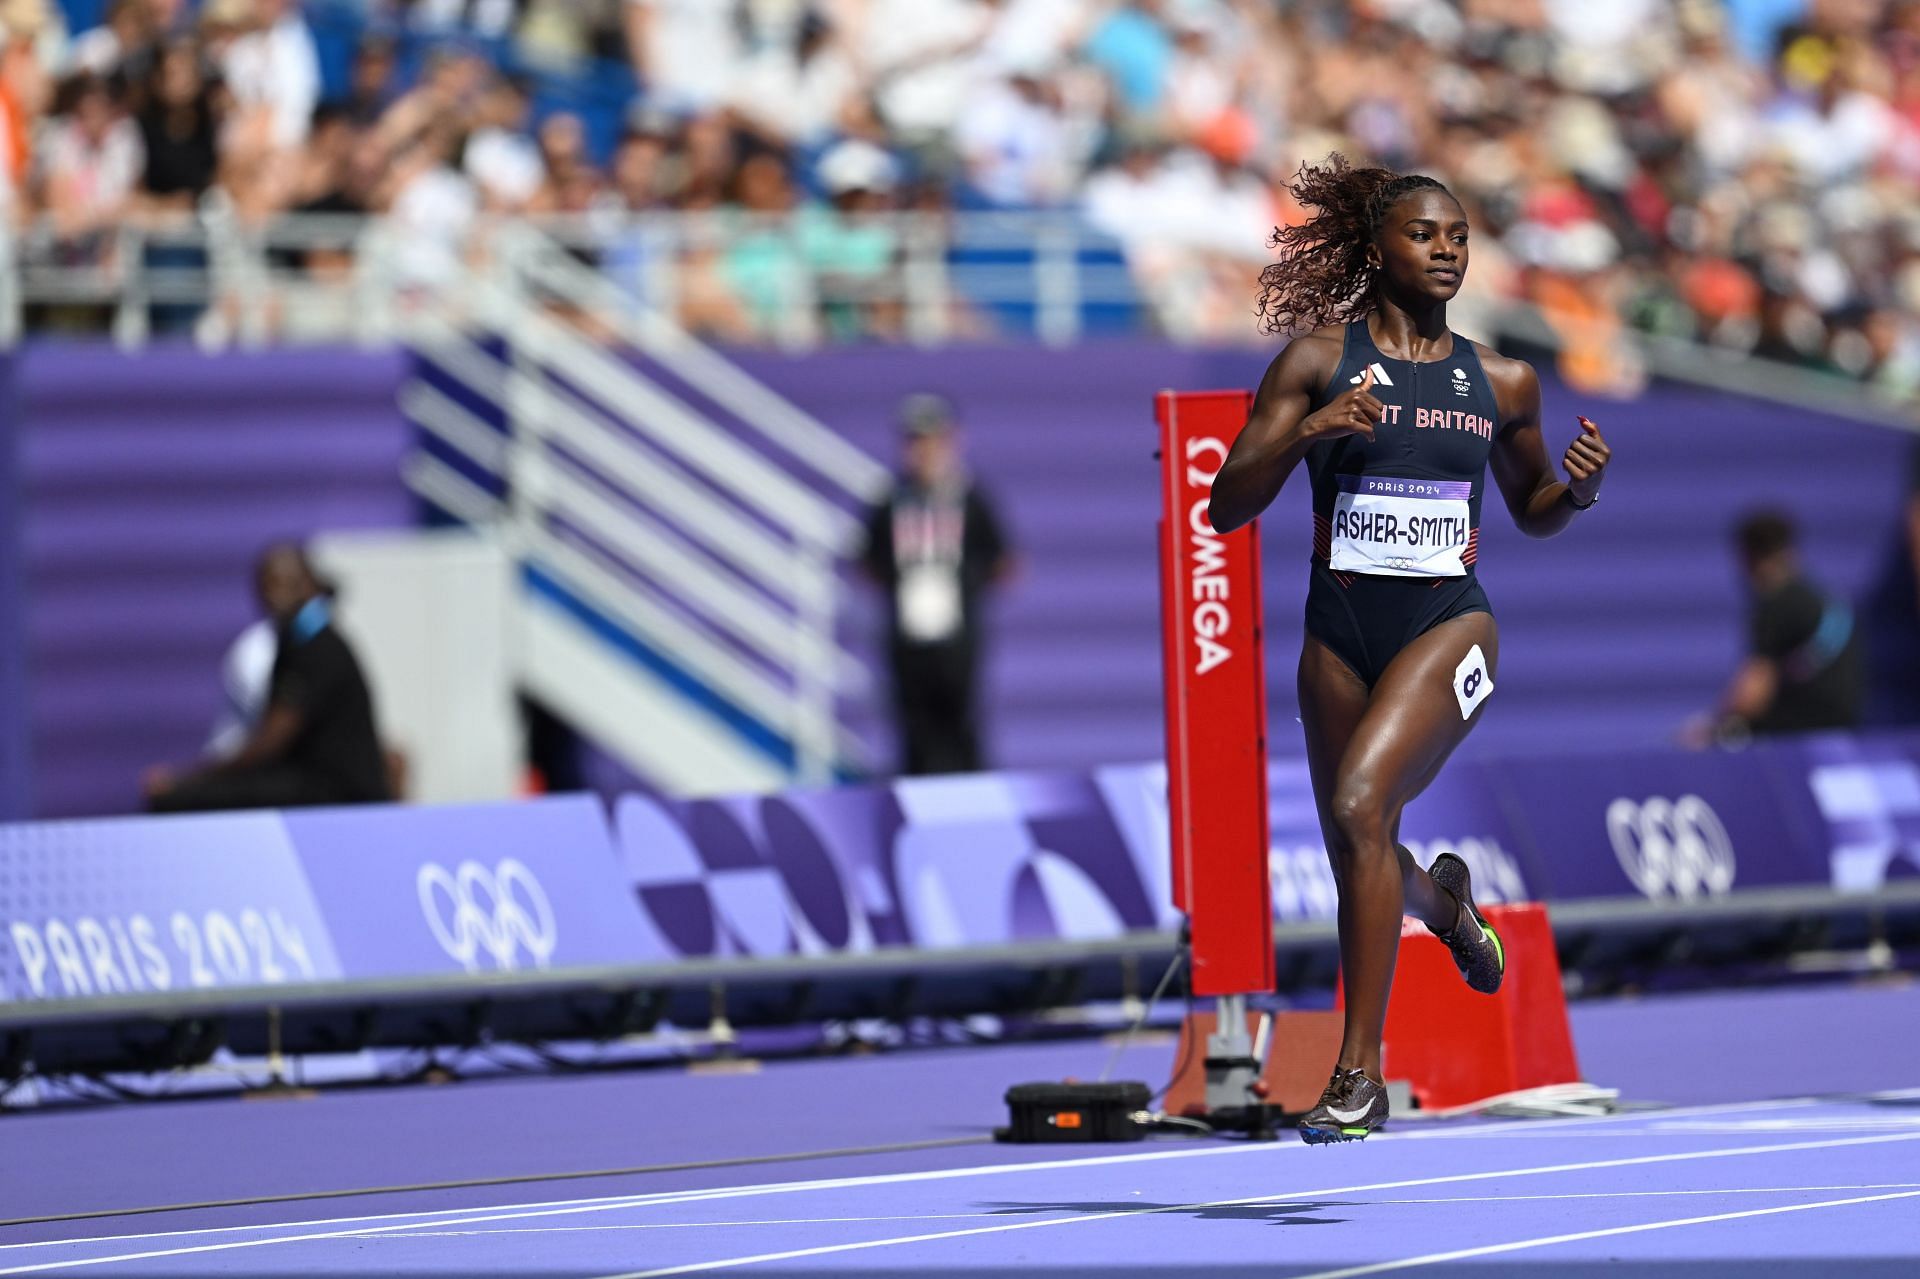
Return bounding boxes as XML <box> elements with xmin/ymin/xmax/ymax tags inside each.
<box><xmin>1605</xmin><ymin>794</ymin><xmax>1736</xmax><ymax>901</ymax></box>
<box><xmin>416</xmin><ymin>858</ymin><xmax>559</xmax><ymax>972</ymax></box>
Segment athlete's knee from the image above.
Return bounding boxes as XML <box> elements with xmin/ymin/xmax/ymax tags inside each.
<box><xmin>1328</xmin><ymin>776</ymin><xmax>1395</xmax><ymax>861</ymax></box>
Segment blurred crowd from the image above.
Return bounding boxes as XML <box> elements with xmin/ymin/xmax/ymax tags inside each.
<box><xmin>3</xmin><ymin>0</ymin><xmax>1920</xmax><ymax>387</ymax></box>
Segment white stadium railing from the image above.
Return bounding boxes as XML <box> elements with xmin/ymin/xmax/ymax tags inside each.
<box><xmin>399</xmin><ymin>228</ymin><xmax>886</xmax><ymax>789</ymax></box>
<box><xmin>0</xmin><ymin>209</ymin><xmax>1143</xmax><ymax>352</ymax></box>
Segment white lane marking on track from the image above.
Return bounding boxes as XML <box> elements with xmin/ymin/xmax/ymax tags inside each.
<box><xmin>1289</xmin><ymin>1188</ymin><xmax>1920</xmax><ymax>1279</ymax></box>
<box><xmin>0</xmin><ymin>1090</ymin><xmax>1850</xmax><ymax>1259</ymax></box>
<box><xmin>1351</xmin><ymin>1183</ymin><xmax>1920</xmax><ymax>1204</ymax></box>
<box><xmin>593</xmin><ymin>1131</ymin><xmax>1920</xmax><ymax>1279</ymax></box>
<box><xmin>326</xmin><ymin>1185</ymin><xmax>1920</xmax><ymax>1237</ymax></box>
<box><xmin>338</xmin><ymin>1213</ymin><xmax>1008</xmax><ymax>1237</ymax></box>
<box><xmin>1653</xmin><ymin>1118</ymin><xmax>1920</xmax><ymax>1132</ymax></box>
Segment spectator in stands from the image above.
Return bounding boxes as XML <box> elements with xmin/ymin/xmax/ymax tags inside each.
<box><xmin>804</xmin><ymin>139</ymin><xmax>902</xmax><ymax>341</ymax></box>
<box><xmin>861</xmin><ymin>0</ymin><xmax>994</xmax><ymax>160</ymax></box>
<box><xmin>858</xmin><ymin>394</ymin><xmax>1015</xmax><ymax>776</ymax></box>
<box><xmin>375</xmin><ymin>44</ymin><xmax>484</xmax><ymax>152</ymax></box>
<box><xmin>0</xmin><ymin>14</ymin><xmax>48</xmax><ymax>224</ymax></box>
<box><xmin>218</xmin><ymin>0</ymin><xmax>320</xmax><ymax>153</ymax></box>
<box><xmin>717</xmin><ymin>148</ymin><xmax>802</xmax><ymax>339</ymax></box>
<box><xmin>728</xmin><ymin>7</ymin><xmax>856</xmax><ymax>152</ymax></box>
<box><xmin>146</xmin><ymin>544</ymin><xmax>391</xmax><ymax>812</ymax></box>
<box><xmin>464</xmin><ymin>74</ymin><xmax>543</xmax><ymax>213</ymax></box>
<box><xmin>70</xmin><ymin>0</ymin><xmax>157</xmax><ymax>89</ymax></box>
<box><xmin>956</xmin><ymin>59</ymin><xmax>1079</xmax><ymax>208</ymax></box>
<box><xmin>624</xmin><ymin>0</ymin><xmax>741</xmax><ymax>117</ymax></box>
<box><xmin>1698</xmin><ymin>510</ymin><xmax>1864</xmax><ymax>744</ymax></box>
<box><xmin>337</xmin><ymin>34</ymin><xmax>398</xmax><ymax>128</ymax></box>
<box><xmin>136</xmin><ymin>38</ymin><xmax>218</xmax><ymax>213</ymax></box>
<box><xmin>529</xmin><ymin>110</ymin><xmax>598</xmax><ymax>213</ymax></box>
<box><xmin>38</xmin><ymin>74</ymin><xmax>143</xmax><ymax>269</ymax></box>
<box><xmin>380</xmin><ymin>123</ymin><xmax>476</xmax><ymax>289</ymax></box>
<box><xmin>135</xmin><ymin>39</ymin><xmax>219</xmax><ymax>333</ymax></box>
<box><xmin>611</xmin><ymin>110</ymin><xmax>672</xmax><ymax>212</ymax></box>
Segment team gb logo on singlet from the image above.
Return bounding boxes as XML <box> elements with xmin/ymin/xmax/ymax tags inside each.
<box><xmin>1451</xmin><ymin>367</ymin><xmax>1472</xmax><ymax>397</ymax></box>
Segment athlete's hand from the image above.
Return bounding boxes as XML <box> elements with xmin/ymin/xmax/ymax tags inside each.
<box><xmin>1564</xmin><ymin>416</ymin><xmax>1610</xmax><ymax>503</ymax></box>
<box><xmin>1299</xmin><ymin>365</ymin><xmax>1382</xmax><ymax>443</ymax></box>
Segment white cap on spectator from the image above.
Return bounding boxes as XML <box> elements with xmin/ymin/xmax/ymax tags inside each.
<box><xmin>819</xmin><ymin>140</ymin><xmax>898</xmax><ymax>196</ymax></box>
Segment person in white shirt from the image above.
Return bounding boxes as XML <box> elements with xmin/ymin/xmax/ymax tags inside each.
<box><xmin>624</xmin><ymin>0</ymin><xmax>741</xmax><ymax>115</ymax></box>
<box><xmin>39</xmin><ymin>74</ymin><xmax>144</xmax><ymax>265</ymax></box>
<box><xmin>463</xmin><ymin>75</ymin><xmax>544</xmax><ymax>212</ymax></box>
<box><xmin>220</xmin><ymin>0</ymin><xmax>321</xmax><ymax>151</ymax></box>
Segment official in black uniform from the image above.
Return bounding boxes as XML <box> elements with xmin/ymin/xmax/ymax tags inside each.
<box><xmin>1209</xmin><ymin>156</ymin><xmax>1615</xmax><ymax>1142</ymax></box>
<box><xmin>1711</xmin><ymin>510</ymin><xmax>1862</xmax><ymax>738</ymax></box>
<box><xmin>859</xmin><ymin>395</ymin><xmax>1014</xmax><ymax>776</ymax></box>
<box><xmin>147</xmin><ymin>544</ymin><xmax>391</xmax><ymax>813</ymax></box>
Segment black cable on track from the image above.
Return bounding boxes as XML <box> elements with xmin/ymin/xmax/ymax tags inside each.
<box><xmin>0</xmin><ymin>1134</ymin><xmax>994</xmax><ymax>1231</ymax></box>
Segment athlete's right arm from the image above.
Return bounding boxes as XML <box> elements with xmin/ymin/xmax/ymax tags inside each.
<box><xmin>1208</xmin><ymin>333</ymin><xmax>1378</xmax><ymax>534</ymax></box>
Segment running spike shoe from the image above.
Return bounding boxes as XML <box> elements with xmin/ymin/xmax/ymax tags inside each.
<box><xmin>1298</xmin><ymin>1066</ymin><xmax>1389</xmax><ymax>1144</ymax></box>
<box><xmin>1428</xmin><ymin>851</ymin><xmax>1505</xmax><ymax>995</ymax></box>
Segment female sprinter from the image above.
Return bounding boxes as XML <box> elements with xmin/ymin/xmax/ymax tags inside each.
<box><xmin>1208</xmin><ymin>157</ymin><xmax>1612</xmax><ymax>1144</ymax></box>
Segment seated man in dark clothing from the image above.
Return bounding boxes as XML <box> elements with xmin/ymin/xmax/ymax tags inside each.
<box><xmin>147</xmin><ymin>544</ymin><xmax>391</xmax><ymax>812</ymax></box>
<box><xmin>1707</xmin><ymin>510</ymin><xmax>1863</xmax><ymax>742</ymax></box>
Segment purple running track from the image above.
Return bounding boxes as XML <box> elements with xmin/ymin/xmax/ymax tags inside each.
<box><xmin>1</xmin><ymin>982</ymin><xmax>1916</xmax><ymax>1276</ymax></box>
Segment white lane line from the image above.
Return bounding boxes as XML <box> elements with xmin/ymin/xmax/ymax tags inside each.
<box><xmin>1365</xmin><ymin>1183</ymin><xmax>1920</xmax><ymax>1204</ymax></box>
<box><xmin>0</xmin><ymin>1093</ymin><xmax>1850</xmax><ymax>1269</ymax></box>
<box><xmin>339</xmin><ymin>1213</ymin><xmax>1007</xmax><ymax>1237</ymax></box>
<box><xmin>1654</xmin><ymin>1118</ymin><xmax>1920</xmax><ymax>1132</ymax></box>
<box><xmin>0</xmin><ymin>1143</ymin><xmax>1272</xmax><ymax>1256</ymax></box>
<box><xmin>595</xmin><ymin>1131</ymin><xmax>1920</xmax><ymax>1279</ymax></box>
<box><xmin>1291</xmin><ymin>1188</ymin><xmax>1920</xmax><ymax>1279</ymax></box>
<box><xmin>334</xmin><ymin>1185</ymin><xmax>1920</xmax><ymax>1237</ymax></box>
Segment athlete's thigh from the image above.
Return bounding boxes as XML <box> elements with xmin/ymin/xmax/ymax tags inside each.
<box><xmin>1298</xmin><ymin>635</ymin><xmax>1371</xmax><ymax>836</ymax></box>
<box><xmin>1337</xmin><ymin>611</ymin><xmax>1499</xmax><ymax>812</ymax></box>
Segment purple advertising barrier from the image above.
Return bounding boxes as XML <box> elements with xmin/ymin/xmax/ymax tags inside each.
<box><xmin>1485</xmin><ymin>742</ymin><xmax>1836</xmax><ymax>902</ymax></box>
<box><xmin>612</xmin><ymin>761</ymin><xmax>1536</xmax><ymax>956</ymax></box>
<box><xmin>616</xmin><ymin>790</ymin><xmax>859</xmax><ymax>962</ymax></box>
<box><xmin>284</xmin><ymin>796</ymin><xmax>649</xmax><ymax>978</ymax></box>
<box><xmin>1790</xmin><ymin>731</ymin><xmax>1920</xmax><ymax>891</ymax></box>
<box><xmin>616</xmin><ymin>771</ymin><xmax>1176</xmax><ymax>960</ymax></box>
<box><xmin>613</xmin><ymin>735</ymin><xmax>1920</xmax><ymax>962</ymax></box>
<box><xmin>0</xmin><ymin>811</ymin><xmax>343</xmax><ymax>1002</ymax></box>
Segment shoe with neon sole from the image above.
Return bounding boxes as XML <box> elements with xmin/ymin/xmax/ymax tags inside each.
<box><xmin>1298</xmin><ymin>1066</ymin><xmax>1388</xmax><ymax>1144</ymax></box>
<box><xmin>1428</xmin><ymin>852</ymin><xmax>1505</xmax><ymax>995</ymax></box>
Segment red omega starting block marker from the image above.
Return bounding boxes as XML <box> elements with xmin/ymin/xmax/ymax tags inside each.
<box><xmin>1377</xmin><ymin>902</ymin><xmax>1581</xmax><ymax>1110</ymax></box>
<box><xmin>1157</xmin><ymin>390</ymin><xmax>1276</xmax><ymax>1131</ymax></box>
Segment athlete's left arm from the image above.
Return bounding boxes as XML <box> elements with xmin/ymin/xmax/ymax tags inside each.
<box><xmin>1485</xmin><ymin>352</ymin><xmax>1611</xmax><ymax>539</ymax></box>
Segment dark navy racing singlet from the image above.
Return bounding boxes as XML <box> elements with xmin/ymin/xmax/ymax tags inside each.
<box><xmin>1307</xmin><ymin>319</ymin><xmax>1502</xmax><ymax>579</ymax></box>
<box><xmin>1300</xmin><ymin>319</ymin><xmax>1502</xmax><ymax>687</ymax></box>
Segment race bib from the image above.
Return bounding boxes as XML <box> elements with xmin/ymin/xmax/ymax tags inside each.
<box><xmin>1453</xmin><ymin>643</ymin><xmax>1494</xmax><ymax>720</ymax></box>
<box><xmin>1329</xmin><ymin>476</ymin><xmax>1472</xmax><ymax>578</ymax></box>
<box><xmin>898</xmin><ymin>564</ymin><xmax>963</xmax><ymax>642</ymax></box>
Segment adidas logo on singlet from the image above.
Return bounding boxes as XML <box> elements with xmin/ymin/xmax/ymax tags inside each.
<box><xmin>1348</xmin><ymin>363</ymin><xmax>1395</xmax><ymax>387</ymax></box>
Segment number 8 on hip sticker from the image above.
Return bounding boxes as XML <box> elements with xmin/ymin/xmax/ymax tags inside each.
<box><xmin>1452</xmin><ymin>644</ymin><xmax>1493</xmax><ymax>721</ymax></box>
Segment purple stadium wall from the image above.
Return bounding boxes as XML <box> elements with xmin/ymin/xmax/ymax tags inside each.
<box><xmin>0</xmin><ymin>354</ymin><xmax>28</xmax><ymax>820</ymax></box>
